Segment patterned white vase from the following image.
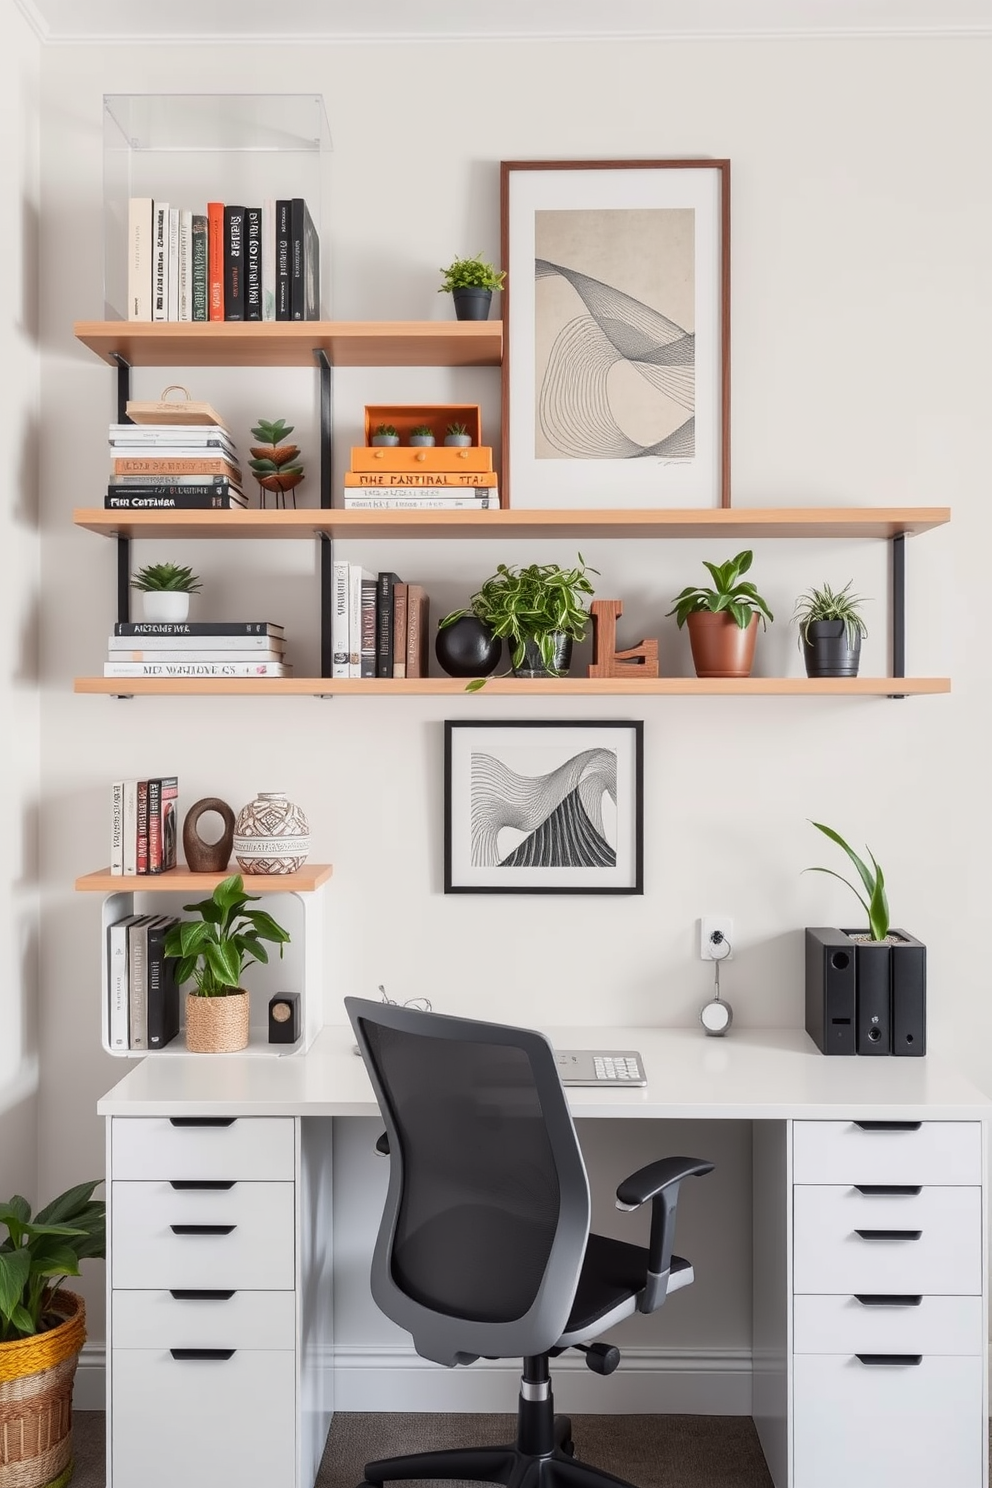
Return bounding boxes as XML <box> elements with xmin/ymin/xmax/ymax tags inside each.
<box><xmin>233</xmin><ymin>791</ymin><xmax>311</xmax><ymax>874</ymax></box>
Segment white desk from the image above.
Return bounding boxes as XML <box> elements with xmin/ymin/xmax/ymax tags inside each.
<box><xmin>98</xmin><ymin>1025</ymin><xmax>991</xmax><ymax>1488</ymax></box>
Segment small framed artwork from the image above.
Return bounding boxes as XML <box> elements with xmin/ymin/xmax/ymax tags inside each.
<box><xmin>500</xmin><ymin>158</ymin><xmax>731</xmax><ymax>510</ymax></box>
<box><xmin>444</xmin><ymin>719</ymin><xmax>643</xmax><ymax>894</ymax></box>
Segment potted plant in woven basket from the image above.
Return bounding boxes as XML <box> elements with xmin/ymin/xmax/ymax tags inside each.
<box><xmin>164</xmin><ymin>874</ymin><xmax>292</xmax><ymax>1053</ymax></box>
<box><xmin>0</xmin><ymin>1181</ymin><xmax>106</xmax><ymax>1488</ymax></box>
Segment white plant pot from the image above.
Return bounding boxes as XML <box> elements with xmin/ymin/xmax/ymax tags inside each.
<box><xmin>140</xmin><ymin>591</ymin><xmax>191</xmax><ymax>623</ymax></box>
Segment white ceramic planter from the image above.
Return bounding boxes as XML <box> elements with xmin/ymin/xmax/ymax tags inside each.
<box><xmin>140</xmin><ymin>591</ymin><xmax>191</xmax><ymax>623</ymax></box>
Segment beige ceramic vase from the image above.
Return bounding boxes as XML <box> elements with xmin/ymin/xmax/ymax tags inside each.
<box><xmin>185</xmin><ymin>991</ymin><xmax>250</xmax><ymax>1053</ymax></box>
<box><xmin>233</xmin><ymin>791</ymin><xmax>310</xmax><ymax>875</ymax></box>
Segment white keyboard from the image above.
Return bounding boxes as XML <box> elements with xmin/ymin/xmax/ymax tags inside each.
<box><xmin>555</xmin><ymin>1049</ymin><xmax>647</xmax><ymax>1087</ymax></box>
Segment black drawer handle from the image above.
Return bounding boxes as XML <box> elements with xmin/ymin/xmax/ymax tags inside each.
<box><xmin>169</xmin><ymin>1181</ymin><xmax>236</xmax><ymax>1191</ymax></box>
<box><xmin>169</xmin><ymin>1348</ymin><xmax>236</xmax><ymax>1361</ymax></box>
<box><xmin>170</xmin><ymin>1224</ymin><xmax>236</xmax><ymax>1236</ymax></box>
<box><xmin>854</xmin><ymin>1185</ymin><xmax>922</xmax><ymax>1196</ymax></box>
<box><xmin>169</xmin><ymin>1117</ymin><xmax>236</xmax><ymax>1128</ymax></box>
<box><xmin>853</xmin><ymin>1121</ymin><xmax>922</xmax><ymax>1132</ymax></box>
<box><xmin>855</xmin><ymin>1294</ymin><xmax>923</xmax><ymax>1307</ymax></box>
<box><xmin>169</xmin><ymin>1290</ymin><xmax>235</xmax><ymax>1301</ymax></box>
<box><xmin>856</xmin><ymin>1353</ymin><xmax>923</xmax><ymax>1367</ymax></box>
<box><xmin>855</xmin><ymin>1228</ymin><xmax>922</xmax><ymax>1241</ymax></box>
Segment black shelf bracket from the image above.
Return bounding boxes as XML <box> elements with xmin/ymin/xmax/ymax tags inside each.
<box><xmin>314</xmin><ymin>348</ymin><xmax>333</xmax><ymax>688</ymax></box>
<box><xmin>109</xmin><ymin>354</ymin><xmax>133</xmax><ymax>696</ymax></box>
<box><xmin>888</xmin><ymin>532</ymin><xmax>906</xmax><ymax>700</ymax></box>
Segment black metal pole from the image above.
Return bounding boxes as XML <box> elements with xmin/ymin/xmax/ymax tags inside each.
<box><xmin>315</xmin><ymin>350</ymin><xmax>333</xmax><ymax>681</ymax></box>
<box><xmin>890</xmin><ymin>533</ymin><xmax>905</xmax><ymax>699</ymax></box>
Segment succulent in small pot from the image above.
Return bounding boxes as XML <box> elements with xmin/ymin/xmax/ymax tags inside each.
<box><xmin>666</xmin><ymin>549</ymin><xmax>773</xmax><ymax>679</ymax></box>
<box><xmin>438</xmin><ymin>253</ymin><xmax>506</xmax><ymax>321</ymax></box>
<box><xmin>248</xmin><ymin>417</ymin><xmax>305</xmax><ymax>510</ymax></box>
<box><xmin>444</xmin><ymin>421</ymin><xmax>473</xmax><ymax>448</ymax></box>
<box><xmin>409</xmin><ymin>424</ymin><xmax>436</xmax><ymax>448</ymax></box>
<box><xmin>130</xmin><ymin>561</ymin><xmax>202</xmax><ymax>623</ymax></box>
<box><xmin>371</xmin><ymin>423</ymin><xmax>400</xmax><ymax>447</ymax></box>
<box><xmin>793</xmin><ymin>580</ymin><xmax>868</xmax><ymax>678</ymax></box>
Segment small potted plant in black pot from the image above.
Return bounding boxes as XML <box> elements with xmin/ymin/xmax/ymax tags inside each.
<box><xmin>793</xmin><ymin>580</ymin><xmax>868</xmax><ymax>678</ymax></box>
<box><xmin>438</xmin><ymin>253</ymin><xmax>506</xmax><ymax>321</ymax></box>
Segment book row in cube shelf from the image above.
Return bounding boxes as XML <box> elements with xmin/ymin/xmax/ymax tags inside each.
<box><xmin>127</xmin><ymin>196</ymin><xmax>319</xmax><ymax>323</ymax></box>
<box><xmin>106</xmin><ymin>621</ymin><xmax>291</xmax><ymax>679</ymax></box>
<box><xmin>111</xmin><ymin>778</ymin><xmax>179</xmax><ymax>876</ymax></box>
<box><xmin>332</xmin><ymin>564</ymin><xmax>430</xmax><ymax>680</ymax></box>
<box><xmin>107</xmin><ymin>911</ymin><xmax>181</xmax><ymax>1052</ymax></box>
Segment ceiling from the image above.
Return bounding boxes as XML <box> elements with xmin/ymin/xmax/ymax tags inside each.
<box><xmin>15</xmin><ymin>0</ymin><xmax>992</xmax><ymax>43</ymax></box>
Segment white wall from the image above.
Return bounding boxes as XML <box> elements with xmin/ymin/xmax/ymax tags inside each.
<box><xmin>0</xmin><ymin>5</ymin><xmax>41</xmax><ymax>1208</ymax></box>
<box><xmin>33</xmin><ymin>31</ymin><xmax>992</xmax><ymax>1392</ymax></box>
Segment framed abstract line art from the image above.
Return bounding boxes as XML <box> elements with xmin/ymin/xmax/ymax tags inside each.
<box><xmin>500</xmin><ymin>158</ymin><xmax>730</xmax><ymax>510</ymax></box>
<box><xmin>444</xmin><ymin>719</ymin><xmax>643</xmax><ymax>894</ymax></box>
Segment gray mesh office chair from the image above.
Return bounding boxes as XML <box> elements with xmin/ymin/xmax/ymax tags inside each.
<box><xmin>346</xmin><ymin>997</ymin><xmax>714</xmax><ymax>1488</ymax></box>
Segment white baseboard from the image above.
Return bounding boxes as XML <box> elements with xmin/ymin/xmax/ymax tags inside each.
<box><xmin>74</xmin><ymin>1344</ymin><xmax>106</xmax><ymax>1410</ymax></box>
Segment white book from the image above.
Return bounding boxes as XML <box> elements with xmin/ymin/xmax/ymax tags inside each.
<box><xmin>107</xmin><ymin>912</ymin><xmax>144</xmax><ymax>1051</ymax></box>
<box><xmin>109</xmin><ymin>423</ymin><xmax>235</xmax><ymax>442</ymax></box>
<box><xmin>109</xmin><ymin>648</ymin><xmax>286</xmax><ymax>664</ymax></box>
<box><xmin>110</xmin><ymin>780</ymin><xmax>124</xmax><ymax>874</ymax></box>
<box><xmin>167</xmin><ymin>207</ymin><xmax>180</xmax><ymax>321</ymax></box>
<box><xmin>343</xmin><ymin>495</ymin><xmax>499</xmax><ymax>510</ymax></box>
<box><xmin>178</xmin><ymin>208</ymin><xmax>193</xmax><ymax>320</ymax></box>
<box><xmin>152</xmin><ymin>203</ymin><xmax>169</xmax><ymax>320</ymax></box>
<box><xmin>331</xmin><ymin>559</ymin><xmax>350</xmax><ymax>679</ymax></box>
<box><xmin>108</xmin><ymin>633</ymin><xmax>285</xmax><ymax>653</ymax></box>
<box><xmin>128</xmin><ymin>915</ymin><xmax>152</xmax><ymax>1050</ymax></box>
<box><xmin>122</xmin><ymin>778</ymin><xmax>138</xmax><ymax>875</ymax></box>
<box><xmin>127</xmin><ymin>198</ymin><xmax>153</xmax><ymax>321</ymax></box>
<box><xmin>348</xmin><ymin>565</ymin><xmax>374</xmax><ymax>678</ymax></box>
<box><xmin>104</xmin><ymin>661</ymin><xmax>290</xmax><ymax>678</ymax></box>
<box><xmin>261</xmin><ymin>199</ymin><xmax>276</xmax><ymax>321</ymax></box>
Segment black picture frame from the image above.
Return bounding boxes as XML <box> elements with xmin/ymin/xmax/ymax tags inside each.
<box><xmin>444</xmin><ymin>719</ymin><xmax>644</xmax><ymax>894</ymax></box>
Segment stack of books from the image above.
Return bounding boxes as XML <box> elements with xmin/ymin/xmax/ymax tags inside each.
<box><xmin>330</xmin><ymin>564</ymin><xmax>430</xmax><ymax>680</ymax></box>
<box><xmin>104</xmin><ymin>621</ymin><xmax>291</xmax><ymax>680</ymax></box>
<box><xmin>107</xmin><ymin>910</ymin><xmax>181</xmax><ymax>1051</ymax></box>
<box><xmin>343</xmin><ymin>403</ymin><xmax>499</xmax><ymax>511</ymax></box>
<box><xmin>126</xmin><ymin>196</ymin><xmax>320</xmax><ymax>323</ymax></box>
<box><xmin>106</xmin><ymin>420</ymin><xmax>247</xmax><ymax>510</ymax></box>
<box><xmin>110</xmin><ymin>776</ymin><xmax>180</xmax><ymax>876</ymax></box>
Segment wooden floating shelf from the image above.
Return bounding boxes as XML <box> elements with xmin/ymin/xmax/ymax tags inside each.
<box><xmin>76</xmin><ymin>864</ymin><xmax>333</xmax><ymax>894</ymax></box>
<box><xmin>74</xmin><ymin>506</ymin><xmax>951</xmax><ymax>542</ymax></box>
<box><xmin>73</xmin><ymin>320</ymin><xmax>503</xmax><ymax>369</ymax></box>
<box><xmin>74</xmin><ymin>677</ymin><xmax>950</xmax><ymax>698</ymax></box>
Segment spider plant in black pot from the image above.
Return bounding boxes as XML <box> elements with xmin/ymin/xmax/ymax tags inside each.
<box><xmin>793</xmin><ymin>580</ymin><xmax>868</xmax><ymax>678</ymax></box>
<box><xmin>438</xmin><ymin>554</ymin><xmax>597</xmax><ymax>689</ymax></box>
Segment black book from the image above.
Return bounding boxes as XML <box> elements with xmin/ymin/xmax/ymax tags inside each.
<box><xmin>290</xmin><ymin>198</ymin><xmax>319</xmax><ymax>320</ymax></box>
<box><xmin>275</xmin><ymin>200</ymin><xmax>292</xmax><ymax>320</ymax></box>
<box><xmin>113</xmin><ymin>620</ymin><xmax>285</xmax><ymax>637</ymax></box>
<box><xmin>376</xmin><ymin>571</ymin><xmax>402</xmax><ymax>679</ymax></box>
<box><xmin>244</xmin><ymin>206</ymin><xmax>262</xmax><ymax>321</ymax></box>
<box><xmin>146</xmin><ymin>916</ymin><xmax>180</xmax><ymax>1051</ymax></box>
<box><xmin>105</xmin><ymin>491</ymin><xmax>247</xmax><ymax>510</ymax></box>
<box><xmin>224</xmin><ymin>204</ymin><xmax>246</xmax><ymax>321</ymax></box>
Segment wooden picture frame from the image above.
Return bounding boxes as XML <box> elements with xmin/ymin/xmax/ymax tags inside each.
<box><xmin>500</xmin><ymin>159</ymin><xmax>731</xmax><ymax>510</ymax></box>
<box><xmin>444</xmin><ymin>719</ymin><xmax>644</xmax><ymax>894</ymax></box>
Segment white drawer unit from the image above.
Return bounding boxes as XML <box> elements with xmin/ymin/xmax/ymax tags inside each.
<box><xmin>111</xmin><ymin>1178</ymin><xmax>295</xmax><ymax>1290</ymax></box>
<box><xmin>111</xmin><ymin>1115</ymin><xmax>296</xmax><ymax>1180</ymax></box>
<box><xmin>793</xmin><ymin>1352</ymin><xmax>984</xmax><ymax>1488</ymax></box>
<box><xmin>792</xmin><ymin>1183</ymin><xmax>982</xmax><ymax>1295</ymax></box>
<box><xmin>792</xmin><ymin>1119</ymin><xmax>982</xmax><ymax>1186</ymax></box>
<box><xmin>112</xmin><ymin>1289</ymin><xmax>298</xmax><ymax>1350</ymax></box>
<box><xmin>793</xmin><ymin>1294</ymin><xmax>984</xmax><ymax>1356</ymax></box>
<box><xmin>112</xmin><ymin>1345</ymin><xmax>297</xmax><ymax>1488</ymax></box>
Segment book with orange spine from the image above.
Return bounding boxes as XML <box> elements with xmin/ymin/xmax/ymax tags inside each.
<box><xmin>207</xmin><ymin>201</ymin><xmax>225</xmax><ymax>321</ymax></box>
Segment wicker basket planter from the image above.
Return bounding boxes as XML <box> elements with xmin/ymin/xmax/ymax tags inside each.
<box><xmin>0</xmin><ymin>1291</ymin><xmax>85</xmax><ymax>1488</ymax></box>
<box><xmin>186</xmin><ymin>990</ymin><xmax>250</xmax><ymax>1053</ymax></box>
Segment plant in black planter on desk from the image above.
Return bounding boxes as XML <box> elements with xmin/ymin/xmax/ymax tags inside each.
<box><xmin>437</xmin><ymin>554</ymin><xmax>597</xmax><ymax>690</ymax></box>
<box><xmin>438</xmin><ymin>252</ymin><xmax>506</xmax><ymax>321</ymax></box>
<box><xmin>803</xmin><ymin>821</ymin><xmax>925</xmax><ymax>1058</ymax></box>
<box><xmin>793</xmin><ymin>580</ymin><xmax>869</xmax><ymax>677</ymax></box>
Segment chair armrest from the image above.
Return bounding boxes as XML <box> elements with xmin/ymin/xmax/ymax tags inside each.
<box><xmin>615</xmin><ymin>1156</ymin><xmax>714</xmax><ymax>1313</ymax></box>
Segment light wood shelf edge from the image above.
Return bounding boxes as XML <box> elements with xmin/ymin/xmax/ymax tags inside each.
<box><xmin>76</xmin><ymin>864</ymin><xmax>333</xmax><ymax>893</ymax></box>
<box><xmin>73</xmin><ymin>677</ymin><xmax>951</xmax><ymax>697</ymax></box>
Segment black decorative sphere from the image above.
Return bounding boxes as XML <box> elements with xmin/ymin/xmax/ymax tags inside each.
<box><xmin>435</xmin><ymin>615</ymin><xmax>502</xmax><ymax>678</ymax></box>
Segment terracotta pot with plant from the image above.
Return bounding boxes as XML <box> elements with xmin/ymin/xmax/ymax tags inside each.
<box><xmin>438</xmin><ymin>253</ymin><xmax>506</xmax><ymax>321</ymax></box>
<box><xmin>793</xmin><ymin>580</ymin><xmax>868</xmax><ymax>678</ymax></box>
<box><xmin>164</xmin><ymin>874</ymin><xmax>292</xmax><ymax>1053</ymax></box>
<box><xmin>0</xmin><ymin>1181</ymin><xmax>106</xmax><ymax>1488</ymax></box>
<box><xmin>667</xmin><ymin>549</ymin><xmax>773</xmax><ymax>679</ymax></box>
<box><xmin>130</xmin><ymin>562</ymin><xmax>201</xmax><ymax>624</ymax></box>
<box><xmin>439</xmin><ymin>554</ymin><xmax>597</xmax><ymax>689</ymax></box>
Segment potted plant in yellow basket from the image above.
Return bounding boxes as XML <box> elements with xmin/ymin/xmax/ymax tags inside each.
<box><xmin>164</xmin><ymin>874</ymin><xmax>292</xmax><ymax>1053</ymax></box>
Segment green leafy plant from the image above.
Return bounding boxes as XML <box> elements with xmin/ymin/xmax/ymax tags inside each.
<box><xmin>440</xmin><ymin>554</ymin><xmax>598</xmax><ymax>687</ymax></box>
<box><xmin>410</xmin><ymin>424</ymin><xmax>434</xmax><ymax>438</ymax></box>
<box><xmin>0</xmin><ymin>1182</ymin><xmax>105</xmax><ymax>1341</ymax></box>
<box><xmin>373</xmin><ymin>424</ymin><xmax>398</xmax><ymax>438</ymax></box>
<box><xmin>805</xmin><ymin>821</ymin><xmax>890</xmax><ymax>942</ymax></box>
<box><xmin>438</xmin><ymin>253</ymin><xmax>506</xmax><ymax>294</ymax></box>
<box><xmin>445</xmin><ymin>421</ymin><xmax>469</xmax><ymax>437</ymax></box>
<box><xmin>130</xmin><ymin>562</ymin><xmax>201</xmax><ymax>594</ymax></box>
<box><xmin>793</xmin><ymin>580</ymin><xmax>869</xmax><ymax>649</ymax></box>
<box><xmin>248</xmin><ymin>417</ymin><xmax>305</xmax><ymax>501</ymax></box>
<box><xmin>164</xmin><ymin>874</ymin><xmax>291</xmax><ymax>998</ymax></box>
<box><xmin>666</xmin><ymin>550</ymin><xmax>774</xmax><ymax>630</ymax></box>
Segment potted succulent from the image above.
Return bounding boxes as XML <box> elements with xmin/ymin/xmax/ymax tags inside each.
<box><xmin>444</xmin><ymin>421</ymin><xmax>472</xmax><ymax>448</ymax></box>
<box><xmin>247</xmin><ymin>417</ymin><xmax>305</xmax><ymax>510</ymax></box>
<box><xmin>0</xmin><ymin>1181</ymin><xmax>106</xmax><ymax>1488</ymax></box>
<box><xmin>439</xmin><ymin>554</ymin><xmax>597</xmax><ymax>687</ymax></box>
<box><xmin>793</xmin><ymin>580</ymin><xmax>868</xmax><ymax>678</ymax></box>
<box><xmin>371</xmin><ymin>423</ymin><xmax>400</xmax><ymax>448</ymax></box>
<box><xmin>438</xmin><ymin>253</ymin><xmax>506</xmax><ymax>321</ymax></box>
<box><xmin>409</xmin><ymin>424</ymin><xmax>436</xmax><ymax>448</ymax></box>
<box><xmin>164</xmin><ymin>873</ymin><xmax>292</xmax><ymax>1053</ymax></box>
<box><xmin>130</xmin><ymin>561</ymin><xmax>202</xmax><ymax>624</ymax></box>
<box><xmin>667</xmin><ymin>550</ymin><xmax>774</xmax><ymax>679</ymax></box>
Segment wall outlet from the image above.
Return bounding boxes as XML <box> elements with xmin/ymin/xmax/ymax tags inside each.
<box><xmin>699</xmin><ymin>916</ymin><xmax>734</xmax><ymax>960</ymax></box>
